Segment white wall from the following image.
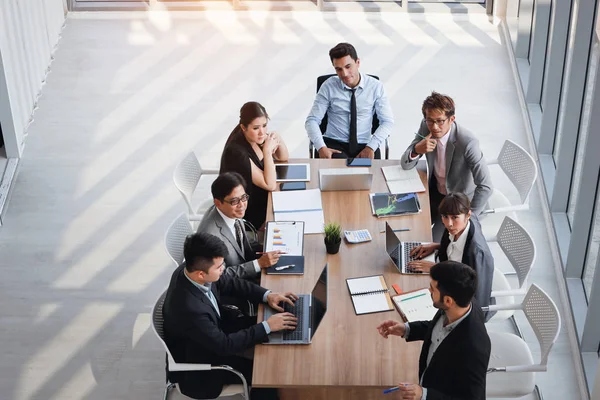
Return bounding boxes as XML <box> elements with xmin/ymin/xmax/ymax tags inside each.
<box><xmin>0</xmin><ymin>0</ymin><xmax>66</xmax><ymax>158</ymax></box>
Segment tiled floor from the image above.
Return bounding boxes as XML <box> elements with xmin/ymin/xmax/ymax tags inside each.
<box><xmin>0</xmin><ymin>10</ymin><xmax>587</xmax><ymax>400</ymax></box>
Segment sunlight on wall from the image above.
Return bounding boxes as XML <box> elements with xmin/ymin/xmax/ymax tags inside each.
<box><xmin>15</xmin><ymin>303</ymin><xmax>122</xmax><ymax>400</ymax></box>
<box><xmin>49</xmin><ymin>362</ymin><xmax>96</xmax><ymax>400</ymax></box>
<box><xmin>107</xmin><ymin>240</ymin><xmax>167</xmax><ymax>293</ymax></box>
<box><xmin>131</xmin><ymin>313</ymin><xmax>151</xmax><ymax>349</ymax></box>
<box><xmin>53</xmin><ymin>184</ymin><xmax>177</xmax><ymax>289</ymax></box>
<box><xmin>34</xmin><ymin>303</ymin><xmax>60</xmax><ymax>324</ymax></box>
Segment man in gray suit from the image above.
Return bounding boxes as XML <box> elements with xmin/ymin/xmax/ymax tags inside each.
<box><xmin>198</xmin><ymin>172</ymin><xmax>283</xmax><ymax>284</ymax></box>
<box><xmin>401</xmin><ymin>92</ymin><xmax>493</xmax><ymax>241</ymax></box>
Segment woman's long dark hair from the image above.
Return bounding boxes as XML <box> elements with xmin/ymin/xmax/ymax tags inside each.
<box><xmin>225</xmin><ymin>101</ymin><xmax>269</xmax><ymax>145</ymax></box>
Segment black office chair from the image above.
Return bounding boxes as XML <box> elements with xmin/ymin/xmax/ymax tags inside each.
<box><xmin>309</xmin><ymin>74</ymin><xmax>390</xmax><ymax>159</ymax></box>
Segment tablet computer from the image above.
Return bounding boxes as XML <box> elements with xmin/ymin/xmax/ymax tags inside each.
<box><xmin>275</xmin><ymin>163</ymin><xmax>310</xmax><ymax>182</ymax></box>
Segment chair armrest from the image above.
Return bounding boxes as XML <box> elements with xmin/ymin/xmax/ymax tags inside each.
<box><xmin>488</xmin><ymin>365</ymin><xmax>547</xmax><ymax>373</ymax></box>
<box><xmin>309</xmin><ymin>142</ymin><xmax>315</xmax><ymax>158</ymax></box>
<box><xmin>203</xmin><ymin>168</ymin><xmax>220</xmax><ymax>175</ymax></box>
<box><xmin>487</xmin><ymin>158</ymin><xmax>499</xmax><ymax>165</ymax></box>
<box><xmin>169</xmin><ymin>361</ymin><xmax>212</xmax><ymax>372</ymax></box>
<box><xmin>491</xmin><ymin>289</ymin><xmax>527</xmax><ymax>297</ymax></box>
<box><xmin>481</xmin><ymin>204</ymin><xmax>529</xmax><ymax>215</ymax></box>
<box><xmin>482</xmin><ymin>303</ymin><xmax>524</xmax><ymax>312</ymax></box>
<box><xmin>384</xmin><ymin>137</ymin><xmax>390</xmax><ymax>160</ymax></box>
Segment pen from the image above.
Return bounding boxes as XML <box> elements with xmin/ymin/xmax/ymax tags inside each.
<box><xmin>256</xmin><ymin>251</ymin><xmax>288</xmax><ymax>255</ymax></box>
<box><xmin>379</xmin><ymin>228</ymin><xmax>411</xmax><ymax>233</ymax></box>
<box><xmin>275</xmin><ymin>264</ymin><xmax>295</xmax><ymax>271</ymax></box>
<box><xmin>383</xmin><ymin>386</ymin><xmax>400</xmax><ymax>394</ymax></box>
<box><xmin>383</xmin><ymin>384</ymin><xmax>409</xmax><ymax>394</ymax></box>
<box><xmin>415</xmin><ymin>132</ymin><xmax>428</xmax><ymax>140</ymax></box>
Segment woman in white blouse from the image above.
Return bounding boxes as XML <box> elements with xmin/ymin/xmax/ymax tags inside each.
<box><xmin>409</xmin><ymin>192</ymin><xmax>494</xmax><ymax>320</ymax></box>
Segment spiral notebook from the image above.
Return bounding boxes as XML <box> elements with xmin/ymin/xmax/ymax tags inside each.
<box><xmin>346</xmin><ymin>275</ymin><xmax>394</xmax><ymax>315</ymax></box>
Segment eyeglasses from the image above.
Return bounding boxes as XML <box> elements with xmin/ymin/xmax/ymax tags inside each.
<box><xmin>223</xmin><ymin>193</ymin><xmax>250</xmax><ymax>206</ymax></box>
<box><xmin>425</xmin><ymin>118</ymin><xmax>448</xmax><ymax>127</ymax></box>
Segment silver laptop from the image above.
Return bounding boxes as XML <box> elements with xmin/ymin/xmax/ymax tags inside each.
<box><xmin>319</xmin><ymin>168</ymin><xmax>373</xmax><ymax>191</ymax></box>
<box><xmin>263</xmin><ymin>264</ymin><xmax>328</xmax><ymax>345</ymax></box>
<box><xmin>385</xmin><ymin>222</ymin><xmax>435</xmax><ymax>274</ymax></box>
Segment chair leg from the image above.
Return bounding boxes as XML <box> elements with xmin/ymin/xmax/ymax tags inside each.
<box><xmin>534</xmin><ymin>384</ymin><xmax>543</xmax><ymax>400</ymax></box>
<box><xmin>163</xmin><ymin>382</ymin><xmax>175</xmax><ymax>400</ymax></box>
<box><xmin>510</xmin><ymin>314</ymin><xmax>524</xmax><ymax>338</ymax></box>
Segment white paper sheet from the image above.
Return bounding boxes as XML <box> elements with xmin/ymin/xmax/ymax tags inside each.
<box><xmin>381</xmin><ymin>165</ymin><xmax>426</xmax><ymax>193</ymax></box>
<box><xmin>264</xmin><ymin>221</ymin><xmax>304</xmax><ymax>255</ymax></box>
<box><xmin>352</xmin><ymin>293</ymin><xmax>393</xmax><ymax>315</ymax></box>
<box><xmin>393</xmin><ymin>288</ymin><xmax>437</xmax><ymax>322</ymax></box>
<box><xmin>347</xmin><ymin>276</ymin><xmax>386</xmax><ymax>295</ymax></box>
<box><xmin>272</xmin><ymin>189</ymin><xmax>325</xmax><ymax>234</ymax></box>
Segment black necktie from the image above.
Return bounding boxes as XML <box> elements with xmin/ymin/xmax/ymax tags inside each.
<box><xmin>234</xmin><ymin>219</ymin><xmax>245</xmax><ymax>251</ymax></box>
<box><xmin>349</xmin><ymin>88</ymin><xmax>358</xmax><ymax>156</ymax></box>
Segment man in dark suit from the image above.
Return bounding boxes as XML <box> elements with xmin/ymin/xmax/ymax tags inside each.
<box><xmin>400</xmin><ymin>92</ymin><xmax>493</xmax><ymax>241</ymax></box>
<box><xmin>163</xmin><ymin>232</ymin><xmax>298</xmax><ymax>399</ymax></box>
<box><xmin>198</xmin><ymin>172</ymin><xmax>283</xmax><ymax>283</ymax></box>
<box><xmin>377</xmin><ymin>261</ymin><xmax>491</xmax><ymax>400</ymax></box>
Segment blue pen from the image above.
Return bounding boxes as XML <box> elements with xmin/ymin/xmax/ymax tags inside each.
<box><xmin>383</xmin><ymin>384</ymin><xmax>409</xmax><ymax>394</ymax></box>
<box><xmin>383</xmin><ymin>386</ymin><xmax>400</xmax><ymax>394</ymax></box>
<box><xmin>415</xmin><ymin>132</ymin><xmax>428</xmax><ymax>140</ymax></box>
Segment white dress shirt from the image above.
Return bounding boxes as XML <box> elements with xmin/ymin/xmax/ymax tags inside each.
<box><xmin>216</xmin><ymin>208</ymin><xmax>260</xmax><ymax>273</ymax></box>
<box><xmin>446</xmin><ymin>220</ymin><xmax>471</xmax><ymax>263</ymax></box>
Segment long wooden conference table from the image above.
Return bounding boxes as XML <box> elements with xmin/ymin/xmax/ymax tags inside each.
<box><xmin>254</xmin><ymin>159</ymin><xmax>432</xmax><ymax>400</ymax></box>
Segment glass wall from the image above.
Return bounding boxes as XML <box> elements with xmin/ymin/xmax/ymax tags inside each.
<box><xmin>506</xmin><ymin>0</ymin><xmax>600</xmax><ymax>391</ymax></box>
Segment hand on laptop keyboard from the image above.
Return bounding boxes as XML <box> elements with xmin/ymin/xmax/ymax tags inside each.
<box><xmin>407</xmin><ymin>260</ymin><xmax>435</xmax><ymax>273</ymax></box>
<box><xmin>266</xmin><ymin>292</ymin><xmax>298</xmax><ymax>312</ymax></box>
<box><xmin>266</xmin><ymin>312</ymin><xmax>298</xmax><ymax>332</ymax></box>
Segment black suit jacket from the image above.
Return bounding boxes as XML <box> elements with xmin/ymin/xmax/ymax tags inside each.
<box><xmin>438</xmin><ymin>215</ymin><xmax>494</xmax><ymax>321</ymax></box>
<box><xmin>406</xmin><ymin>303</ymin><xmax>491</xmax><ymax>400</ymax></box>
<box><xmin>163</xmin><ymin>263</ymin><xmax>269</xmax><ymax>399</ymax></box>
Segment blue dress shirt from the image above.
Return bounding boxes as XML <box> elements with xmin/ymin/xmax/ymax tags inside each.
<box><xmin>305</xmin><ymin>73</ymin><xmax>394</xmax><ymax>151</ymax></box>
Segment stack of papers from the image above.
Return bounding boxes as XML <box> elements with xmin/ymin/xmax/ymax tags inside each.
<box><xmin>381</xmin><ymin>165</ymin><xmax>426</xmax><ymax>194</ymax></box>
<box><xmin>272</xmin><ymin>189</ymin><xmax>325</xmax><ymax>234</ymax></box>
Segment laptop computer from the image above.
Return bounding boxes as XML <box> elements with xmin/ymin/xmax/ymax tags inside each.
<box><xmin>319</xmin><ymin>168</ymin><xmax>373</xmax><ymax>191</ymax></box>
<box><xmin>385</xmin><ymin>222</ymin><xmax>436</xmax><ymax>274</ymax></box>
<box><xmin>263</xmin><ymin>264</ymin><xmax>328</xmax><ymax>344</ymax></box>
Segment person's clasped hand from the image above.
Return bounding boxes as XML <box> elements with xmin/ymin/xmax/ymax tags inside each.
<box><xmin>414</xmin><ymin>133</ymin><xmax>437</xmax><ymax>155</ymax></box>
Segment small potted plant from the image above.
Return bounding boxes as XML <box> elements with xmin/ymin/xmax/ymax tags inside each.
<box><xmin>324</xmin><ymin>222</ymin><xmax>342</xmax><ymax>255</ymax></box>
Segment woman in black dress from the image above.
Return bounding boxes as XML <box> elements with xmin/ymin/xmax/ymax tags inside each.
<box><xmin>220</xmin><ymin>102</ymin><xmax>289</xmax><ymax>230</ymax></box>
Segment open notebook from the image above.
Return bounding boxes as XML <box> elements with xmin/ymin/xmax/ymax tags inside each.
<box><xmin>392</xmin><ymin>288</ymin><xmax>438</xmax><ymax>322</ymax></box>
<box><xmin>346</xmin><ymin>275</ymin><xmax>394</xmax><ymax>315</ymax></box>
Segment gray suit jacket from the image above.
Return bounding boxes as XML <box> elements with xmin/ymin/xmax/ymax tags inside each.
<box><xmin>197</xmin><ymin>206</ymin><xmax>260</xmax><ymax>281</ymax></box>
<box><xmin>400</xmin><ymin>121</ymin><xmax>493</xmax><ymax>215</ymax></box>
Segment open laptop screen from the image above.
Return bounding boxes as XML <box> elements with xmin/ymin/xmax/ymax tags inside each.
<box><xmin>309</xmin><ymin>264</ymin><xmax>328</xmax><ymax>340</ymax></box>
<box><xmin>385</xmin><ymin>222</ymin><xmax>401</xmax><ymax>267</ymax></box>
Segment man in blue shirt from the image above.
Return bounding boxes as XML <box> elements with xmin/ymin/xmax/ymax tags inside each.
<box><xmin>305</xmin><ymin>42</ymin><xmax>394</xmax><ymax>159</ymax></box>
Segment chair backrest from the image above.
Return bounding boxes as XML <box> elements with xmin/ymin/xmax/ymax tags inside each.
<box><xmin>496</xmin><ymin>140</ymin><xmax>538</xmax><ymax>204</ymax></box>
<box><xmin>151</xmin><ymin>290</ymin><xmax>177</xmax><ymax>365</ymax></box>
<box><xmin>174</xmin><ymin>152</ymin><xmax>202</xmax><ymax>214</ymax></box>
<box><xmin>316</xmin><ymin>74</ymin><xmax>380</xmax><ymax>135</ymax></box>
<box><xmin>496</xmin><ymin>216</ymin><xmax>535</xmax><ymax>288</ymax></box>
<box><xmin>521</xmin><ymin>284</ymin><xmax>561</xmax><ymax>366</ymax></box>
<box><xmin>165</xmin><ymin>213</ymin><xmax>193</xmax><ymax>267</ymax></box>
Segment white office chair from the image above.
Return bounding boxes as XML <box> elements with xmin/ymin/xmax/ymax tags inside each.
<box><xmin>165</xmin><ymin>213</ymin><xmax>193</xmax><ymax>267</ymax></box>
<box><xmin>480</xmin><ymin>140</ymin><xmax>538</xmax><ymax>238</ymax></box>
<box><xmin>152</xmin><ymin>291</ymin><xmax>249</xmax><ymax>400</ymax></box>
<box><xmin>173</xmin><ymin>152</ymin><xmax>219</xmax><ymax>221</ymax></box>
<box><xmin>487</xmin><ymin>216</ymin><xmax>536</xmax><ymax>337</ymax></box>
<box><xmin>484</xmin><ymin>284</ymin><xmax>561</xmax><ymax>400</ymax></box>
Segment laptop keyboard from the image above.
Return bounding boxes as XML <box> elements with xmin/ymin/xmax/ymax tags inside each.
<box><xmin>403</xmin><ymin>242</ymin><xmax>424</xmax><ymax>274</ymax></box>
<box><xmin>282</xmin><ymin>297</ymin><xmax>304</xmax><ymax>341</ymax></box>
